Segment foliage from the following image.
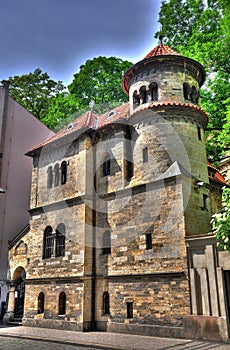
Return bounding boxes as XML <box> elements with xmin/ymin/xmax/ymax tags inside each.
<box><xmin>9</xmin><ymin>68</ymin><xmax>64</xmax><ymax>120</ymax></box>
<box><xmin>211</xmin><ymin>186</ymin><xmax>230</xmax><ymax>251</ymax></box>
<box><xmin>68</xmin><ymin>56</ymin><xmax>132</xmax><ymax>107</ymax></box>
<box><xmin>155</xmin><ymin>0</ymin><xmax>230</xmax><ymax>162</ymax></box>
<box><xmin>41</xmin><ymin>92</ymin><xmax>80</xmax><ymax>130</ymax></box>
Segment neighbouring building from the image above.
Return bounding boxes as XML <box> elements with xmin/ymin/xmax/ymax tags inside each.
<box><xmin>0</xmin><ymin>81</ymin><xmax>53</xmax><ymax>320</ymax></box>
<box><xmin>5</xmin><ymin>42</ymin><xmax>230</xmax><ymax>341</ymax></box>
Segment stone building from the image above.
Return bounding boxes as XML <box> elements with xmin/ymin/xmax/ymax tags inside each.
<box><xmin>0</xmin><ymin>81</ymin><xmax>53</xmax><ymax>320</ymax></box>
<box><xmin>6</xmin><ymin>43</ymin><xmax>230</xmax><ymax>341</ymax></box>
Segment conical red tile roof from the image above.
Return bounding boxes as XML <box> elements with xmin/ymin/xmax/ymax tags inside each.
<box><xmin>144</xmin><ymin>44</ymin><xmax>180</xmax><ymax>59</ymax></box>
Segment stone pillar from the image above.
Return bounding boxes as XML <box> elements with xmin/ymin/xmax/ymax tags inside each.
<box><xmin>199</xmin><ymin>268</ymin><xmax>210</xmax><ymax>316</ymax></box>
<box><xmin>206</xmin><ymin>245</ymin><xmax>219</xmax><ymax>316</ymax></box>
<box><xmin>3</xmin><ymin>284</ymin><xmax>15</xmax><ymax>323</ymax></box>
<box><xmin>216</xmin><ymin>268</ymin><xmax>227</xmax><ymax>317</ymax></box>
<box><xmin>190</xmin><ymin>268</ymin><xmax>198</xmax><ymax>315</ymax></box>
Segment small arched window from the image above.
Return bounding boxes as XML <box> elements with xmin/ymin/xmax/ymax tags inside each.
<box><xmin>54</xmin><ymin>163</ymin><xmax>60</xmax><ymax>187</ymax></box>
<box><xmin>133</xmin><ymin>90</ymin><xmax>140</xmax><ymax>106</ymax></box>
<box><xmin>183</xmin><ymin>82</ymin><xmax>191</xmax><ymax>100</ymax></box>
<box><xmin>102</xmin><ymin>230</ymin><xmax>111</xmax><ymax>254</ymax></box>
<box><xmin>149</xmin><ymin>82</ymin><xmax>158</xmax><ymax>101</ymax></box>
<box><xmin>43</xmin><ymin>226</ymin><xmax>54</xmax><ymax>259</ymax></box>
<box><xmin>58</xmin><ymin>292</ymin><xmax>66</xmax><ymax>315</ymax></box>
<box><xmin>37</xmin><ymin>292</ymin><xmax>45</xmax><ymax>314</ymax></box>
<box><xmin>47</xmin><ymin>166</ymin><xmax>53</xmax><ymax>189</ymax></box>
<box><xmin>56</xmin><ymin>223</ymin><xmax>66</xmax><ymax>257</ymax></box>
<box><xmin>140</xmin><ymin>86</ymin><xmax>148</xmax><ymax>104</ymax></box>
<box><xmin>61</xmin><ymin>161</ymin><xmax>67</xmax><ymax>184</ymax></box>
<box><xmin>102</xmin><ymin>156</ymin><xmax>111</xmax><ymax>177</ymax></box>
<box><xmin>103</xmin><ymin>292</ymin><xmax>110</xmax><ymax>315</ymax></box>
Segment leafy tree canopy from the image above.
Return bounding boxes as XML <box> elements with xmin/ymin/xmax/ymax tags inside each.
<box><xmin>8</xmin><ymin>68</ymin><xmax>64</xmax><ymax>120</ymax></box>
<box><xmin>68</xmin><ymin>56</ymin><xmax>132</xmax><ymax>107</ymax></box>
<box><xmin>212</xmin><ymin>185</ymin><xmax>230</xmax><ymax>251</ymax></box>
<box><xmin>155</xmin><ymin>0</ymin><xmax>230</xmax><ymax>162</ymax></box>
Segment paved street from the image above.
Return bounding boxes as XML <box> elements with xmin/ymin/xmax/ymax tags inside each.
<box><xmin>0</xmin><ymin>337</ymin><xmax>93</xmax><ymax>350</ymax></box>
<box><xmin>0</xmin><ymin>325</ymin><xmax>230</xmax><ymax>350</ymax></box>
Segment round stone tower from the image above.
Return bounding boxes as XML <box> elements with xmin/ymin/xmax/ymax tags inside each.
<box><xmin>122</xmin><ymin>42</ymin><xmax>211</xmax><ymax>235</ymax></box>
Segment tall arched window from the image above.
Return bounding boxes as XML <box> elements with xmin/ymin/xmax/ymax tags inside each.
<box><xmin>37</xmin><ymin>292</ymin><xmax>45</xmax><ymax>314</ymax></box>
<box><xmin>47</xmin><ymin>166</ymin><xmax>53</xmax><ymax>189</ymax></box>
<box><xmin>61</xmin><ymin>161</ymin><xmax>67</xmax><ymax>184</ymax></box>
<box><xmin>133</xmin><ymin>90</ymin><xmax>140</xmax><ymax>106</ymax></box>
<box><xmin>103</xmin><ymin>292</ymin><xmax>110</xmax><ymax>315</ymax></box>
<box><xmin>102</xmin><ymin>230</ymin><xmax>111</xmax><ymax>254</ymax></box>
<box><xmin>149</xmin><ymin>82</ymin><xmax>158</xmax><ymax>101</ymax></box>
<box><xmin>56</xmin><ymin>223</ymin><xmax>66</xmax><ymax>257</ymax></box>
<box><xmin>58</xmin><ymin>292</ymin><xmax>66</xmax><ymax>315</ymax></box>
<box><xmin>183</xmin><ymin>82</ymin><xmax>191</xmax><ymax>100</ymax></box>
<box><xmin>102</xmin><ymin>155</ymin><xmax>111</xmax><ymax>177</ymax></box>
<box><xmin>54</xmin><ymin>163</ymin><xmax>60</xmax><ymax>187</ymax></box>
<box><xmin>43</xmin><ymin>226</ymin><xmax>54</xmax><ymax>259</ymax></box>
<box><xmin>140</xmin><ymin>86</ymin><xmax>148</xmax><ymax>103</ymax></box>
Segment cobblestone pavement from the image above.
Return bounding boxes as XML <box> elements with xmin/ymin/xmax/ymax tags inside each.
<box><xmin>0</xmin><ymin>325</ymin><xmax>230</xmax><ymax>350</ymax></box>
<box><xmin>0</xmin><ymin>337</ymin><xmax>93</xmax><ymax>350</ymax></box>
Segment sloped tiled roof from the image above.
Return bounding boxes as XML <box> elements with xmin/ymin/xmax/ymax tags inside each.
<box><xmin>144</xmin><ymin>44</ymin><xmax>180</xmax><ymax>59</ymax></box>
<box><xmin>208</xmin><ymin>162</ymin><xmax>228</xmax><ymax>185</ymax></box>
<box><xmin>27</xmin><ymin>111</ymin><xmax>98</xmax><ymax>154</ymax></box>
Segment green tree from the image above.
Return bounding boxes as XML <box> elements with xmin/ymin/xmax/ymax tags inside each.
<box><xmin>9</xmin><ymin>68</ymin><xmax>64</xmax><ymax>120</ymax></box>
<box><xmin>155</xmin><ymin>0</ymin><xmax>230</xmax><ymax>162</ymax></box>
<box><xmin>68</xmin><ymin>56</ymin><xmax>132</xmax><ymax>107</ymax></box>
<box><xmin>211</xmin><ymin>185</ymin><xmax>230</xmax><ymax>251</ymax></box>
<box><xmin>41</xmin><ymin>92</ymin><xmax>80</xmax><ymax>130</ymax></box>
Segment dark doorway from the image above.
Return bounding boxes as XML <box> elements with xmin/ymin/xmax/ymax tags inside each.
<box><xmin>14</xmin><ymin>268</ymin><xmax>26</xmax><ymax>318</ymax></box>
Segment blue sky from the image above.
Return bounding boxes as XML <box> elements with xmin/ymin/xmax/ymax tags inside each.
<box><xmin>0</xmin><ymin>0</ymin><xmax>162</xmax><ymax>86</ymax></box>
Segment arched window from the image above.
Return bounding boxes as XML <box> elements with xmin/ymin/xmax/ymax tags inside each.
<box><xmin>102</xmin><ymin>155</ymin><xmax>111</xmax><ymax>177</ymax></box>
<box><xmin>43</xmin><ymin>226</ymin><xmax>54</xmax><ymax>259</ymax></box>
<box><xmin>102</xmin><ymin>230</ymin><xmax>111</xmax><ymax>254</ymax></box>
<box><xmin>47</xmin><ymin>166</ymin><xmax>53</xmax><ymax>189</ymax></box>
<box><xmin>103</xmin><ymin>292</ymin><xmax>110</xmax><ymax>315</ymax></box>
<box><xmin>133</xmin><ymin>90</ymin><xmax>140</xmax><ymax>106</ymax></box>
<box><xmin>140</xmin><ymin>86</ymin><xmax>148</xmax><ymax>104</ymax></box>
<box><xmin>149</xmin><ymin>82</ymin><xmax>158</xmax><ymax>101</ymax></box>
<box><xmin>37</xmin><ymin>292</ymin><xmax>45</xmax><ymax>314</ymax></box>
<box><xmin>58</xmin><ymin>292</ymin><xmax>66</xmax><ymax>315</ymax></box>
<box><xmin>54</xmin><ymin>163</ymin><xmax>60</xmax><ymax>187</ymax></box>
<box><xmin>56</xmin><ymin>223</ymin><xmax>66</xmax><ymax>257</ymax></box>
<box><xmin>191</xmin><ymin>85</ymin><xmax>199</xmax><ymax>104</ymax></box>
<box><xmin>61</xmin><ymin>161</ymin><xmax>67</xmax><ymax>184</ymax></box>
<box><xmin>183</xmin><ymin>82</ymin><xmax>191</xmax><ymax>100</ymax></box>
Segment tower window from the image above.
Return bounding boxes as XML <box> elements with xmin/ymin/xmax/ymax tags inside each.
<box><xmin>202</xmin><ymin>194</ymin><xmax>208</xmax><ymax>211</ymax></box>
<box><xmin>54</xmin><ymin>163</ymin><xmax>60</xmax><ymax>187</ymax></box>
<box><xmin>61</xmin><ymin>161</ymin><xmax>67</xmax><ymax>184</ymax></box>
<box><xmin>146</xmin><ymin>233</ymin><xmax>152</xmax><ymax>250</ymax></box>
<box><xmin>102</xmin><ymin>230</ymin><xmax>111</xmax><ymax>254</ymax></box>
<box><xmin>127</xmin><ymin>302</ymin><xmax>133</xmax><ymax>319</ymax></box>
<box><xmin>133</xmin><ymin>90</ymin><xmax>140</xmax><ymax>106</ymax></box>
<box><xmin>58</xmin><ymin>292</ymin><xmax>66</xmax><ymax>315</ymax></box>
<box><xmin>197</xmin><ymin>126</ymin><xmax>202</xmax><ymax>141</ymax></box>
<box><xmin>56</xmin><ymin>223</ymin><xmax>66</xmax><ymax>257</ymax></box>
<box><xmin>47</xmin><ymin>166</ymin><xmax>53</xmax><ymax>189</ymax></box>
<box><xmin>149</xmin><ymin>82</ymin><xmax>158</xmax><ymax>101</ymax></box>
<box><xmin>37</xmin><ymin>292</ymin><xmax>45</xmax><ymax>314</ymax></box>
<box><xmin>183</xmin><ymin>82</ymin><xmax>191</xmax><ymax>100</ymax></box>
<box><xmin>43</xmin><ymin>226</ymin><xmax>54</xmax><ymax>259</ymax></box>
<box><xmin>140</xmin><ymin>86</ymin><xmax>148</xmax><ymax>104</ymax></box>
<box><xmin>103</xmin><ymin>292</ymin><xmax>110</xmax><ymax>315</ymax></box>
<box><xmin>142</xmin><ymin>147</ymin><xmax>148</xmax><ymax>163</ymax></box>
<box><xmin>102</xmin><ymin>156</ymin><xmax>111</xmax><ymax>177</ymax></box>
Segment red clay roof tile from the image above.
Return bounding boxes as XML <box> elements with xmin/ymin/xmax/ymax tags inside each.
<box><xmin>144</xmin><ymin>44</ymin><xmax>180</xmax><ymax>59</ymax></box>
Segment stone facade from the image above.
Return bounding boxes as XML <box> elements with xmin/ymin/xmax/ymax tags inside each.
<box><xmin>7</xmin><ymin>43</ymin><xmax>230</xmax><ymax>341</ymax></box>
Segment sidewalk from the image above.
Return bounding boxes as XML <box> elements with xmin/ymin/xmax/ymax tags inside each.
<box><xmin>0</xmin><ymin>324</ymin><xmax>229</xmax><ymax>350</ymax></box>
